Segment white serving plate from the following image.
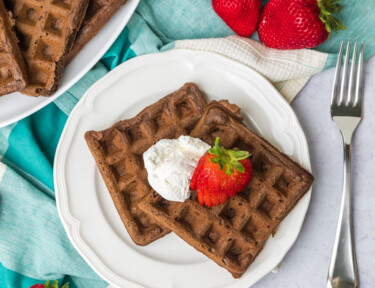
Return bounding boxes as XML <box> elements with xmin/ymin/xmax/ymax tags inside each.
<box><xmin>0</xmin><ymin>0</ymin><xmax>140</xmax><ymax>128</ymax></box>
<box><xmin>54</xmin><ymin>49</ymin><xmax>312</xmax><ymax>288</ymax></box>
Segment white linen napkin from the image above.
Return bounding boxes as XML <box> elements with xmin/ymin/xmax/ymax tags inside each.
<box><xmin>175</xmin><ymin>36</ymin><xmax>328</xmax><ymax>103</ymax></box>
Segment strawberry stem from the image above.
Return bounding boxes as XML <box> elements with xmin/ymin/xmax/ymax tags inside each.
<box><xmin>44</xmin><ymin>280</ymin><xmax>69</xmax><ymax>288</ymax></box>
<box><xmin>317</xmin><ymin>0</ymin><xmax>346</xmax><ymax>34</ymax></box>
<box><xmin>208</xmin><ymin>137</ymin><xmax>250</xmax><ymax>175</ymax></box>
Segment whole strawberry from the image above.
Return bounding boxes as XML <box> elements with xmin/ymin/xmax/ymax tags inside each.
<box><xmin>212</xmin><ymin>0</ymin><xmax>262</xmax><ymax>37</ymax></box>
<box><xmin>190</xmin><ymin>137</ymin><xmax>252</xmax><ymax>207</ymax></box>
<box><xmin>30</xmin><ymin>280</ymin><xmax>69</xmax><ymax>288</ymax></box>
<box><xmin>258</xmin><ymin>0</ymin><xmax>346</xmax><ymax>49</ymax></box>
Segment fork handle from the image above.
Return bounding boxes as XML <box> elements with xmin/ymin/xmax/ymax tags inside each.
<box><xmin>328</xmin><ymin>143</ymin><xmax>358</xmax><ymax>288</ymax></box>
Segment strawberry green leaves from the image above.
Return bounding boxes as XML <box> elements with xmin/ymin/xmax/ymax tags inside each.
<box><xmin>191</xmin><ymin>137</ymin><xmax>252</xmax><ymax>207</ymax></box>
<box><xmin>208</xmin><ymin>137</ymin><xmax>250</xmax><ymax>175</ymax></box>
<box><xmin>233</xmin><ymin>162</ymin><xmax>245</xmax><ymax>173</ymax></box>
<box><xmin>317</xmin><ymin>0</ymin><xmax>346</xmax><ymax>33</ymax></box>
<box><xmin>43</xmin><ymin>280</ymin><xmax>69</xmax><ymax>288</ymax></box>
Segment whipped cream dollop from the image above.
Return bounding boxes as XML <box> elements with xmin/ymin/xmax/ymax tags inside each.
<box><xmin>143</xmin><ymin>136</ymin><xmax>210</xmax><ymax>202</ymax></box>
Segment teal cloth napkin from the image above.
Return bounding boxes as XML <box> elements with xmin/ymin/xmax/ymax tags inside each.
<box><xmin>0</xmin><ymin>1</ymin><xmax>374</xmax><ymax>287</ymax></box>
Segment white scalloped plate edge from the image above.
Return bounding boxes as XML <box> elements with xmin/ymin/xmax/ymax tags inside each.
<box><xmin>54</xmin><ymin>49</ymin><xmax>312</xmax><ymax>288</ymax></box>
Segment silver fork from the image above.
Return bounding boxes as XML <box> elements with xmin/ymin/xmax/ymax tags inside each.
<box><xmin>327</xmin><ymin>41</ymin><xmax>364</xmax><ymax>288</ymax></box>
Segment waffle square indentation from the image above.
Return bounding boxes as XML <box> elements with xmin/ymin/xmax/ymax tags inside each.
<box><xmin>225</xmin><ymin>241</ymin><xmax>247</xmax><ymax>265</ymax></box>
<box><xmin>203</xmin><ymin>222</ymin><xmax>232</xmax><ymax>253</ymax></box>
<box><xmin>178</xmin><ymin>208</ymin><xmax>209</xmax><ymax>236</ymax></box>
<box><xmin>219</xmin><ymin>199</ymin><xmax>250</xmax><ymax>229</ymax></box>
<box><xmin>257</xmin><ymin>194</ymin><xmax>277</xmax><ymax>220</ymax></box>
<box><xmin>122</xmin><ymin>181</ymin><xmax>144</xmax><ymax>202</ymax></box>
<box><xmin>133</xmin><ymin>209</ymin><xmax>152</xmax><ymax>230</ymax></box>
<box><xmin>0</xmin><ymin>66</ymin><xmax>12</xmax><ymax>79</ymax></box>
<box><xmin>210</xmin><ymin>126</ymin><xmax>237</xmax><ymax>148</ymax></box>
<box><xmin>252</xmin><ymin>154</ymin><xmax>271</xmax><ymax>178</ymax></box>
<box><xmin>241</xmin><ymin>213</ymin><xmax>267</xmax><ymax>243</ymax></box>
<box><xmin>274</xmin><ymin>173</ymin><xmax>293</xmax><ymax>198</ymax></box>
<box><xmin>29</xmin><ymin>66</ymin><xmax>48</xmax><ymax>85</ymax></box>
<box><xmin>35</xmin><ymin>40</ymin><xmax>57</xmax><ymax>61</ymax></box>
<box><xmin>44</xmin><ymin>13</ymin><xmax>64</xmax><ymax>36</ymax></box>
<box><xmin>175</xmin><ymin>99</ymin><xmax>194</xmax><ymax>119</ymax></box>
<box><xmin>153</xmin><ymin>109</ymin><xmax>173</xmax><ymax>133</ymax></box>
<box><xmin>18</xmin><ymin>5</ymin><xmax>40</xmax><ymax>26</ymax></box>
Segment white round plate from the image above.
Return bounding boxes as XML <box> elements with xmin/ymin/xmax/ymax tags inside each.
<box><xmin>55</xmin><ymin>49</ymin><xmax>312</xmax><ymax>288</ymax></box>
<box><xmin>0</xmin><ymin>0</ymin><xmax>140</xmax><ymax>128</ymax></box>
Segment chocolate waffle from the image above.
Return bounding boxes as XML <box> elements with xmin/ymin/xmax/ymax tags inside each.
<box><xmin>138</xmin><ymin>100</ymin><xmax>314</xmax><ymax>278</ymax></box>
<box><xmin>0</xmin><ymin>0</ymin><xmax>27</xmax><ymax>96</ymax></box>
<box><xmin>5</xmin><ymin>0</ymin><xmax>89</xmax><ymax>96</ymax></box>
<box><xmin>85</xmin><ymin>83</ymin><xmax>207</xmax><ymax>245</ymax></box>
<box><xmin>67</xmin><ymin>0</ymin><xmax>128</xmax><ymax>63</ymax></box>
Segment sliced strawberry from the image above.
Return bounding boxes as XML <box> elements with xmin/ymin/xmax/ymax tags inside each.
<box><xmin>191</xmin><ymin>137</ymin><xmax>252</xmax><ymax>207</ymax></box>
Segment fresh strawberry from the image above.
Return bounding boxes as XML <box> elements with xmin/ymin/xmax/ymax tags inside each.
<box><xmin>258</xmin><ymin>0</ymin><xmax>346</xmax><ymax>49</ymax></box>
<box><xmin>30</xmin><ymin>280</ymin><xmax>69</xmax><ymax>288</ymax></box>
<box><xmin>212</xmin><ymin>0</ymin><xmax>262</xmax><ymax>37</ymax></box>
<box><xmin>190</xmin><ymin>137</ymin><xmax>252</xmax><ymax>207</ymax></box>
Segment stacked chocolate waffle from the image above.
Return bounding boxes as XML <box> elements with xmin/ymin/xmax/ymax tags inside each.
<box><xmin>139</xmin><ymin>100</ymin><xmax>314</xmax><ymax>277</ymax></box>
<box><xmin>85</xmin><ymin>83</ymin><xmax>207</xmax><ymax>245</ymax></box>
<box><xmin>85</xmin><ymin>83</ymin><xmax>314</xmax><ymax>278</ymax></box>
<box><xmin>0</xmin><ymin>0</ymin><xmax>128</xmax><ymax>97</ymax></box>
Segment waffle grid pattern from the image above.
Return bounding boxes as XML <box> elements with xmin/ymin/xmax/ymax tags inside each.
<box><xmin>7</xmin><ymin>0</ymin><xmax>88</xmax><ymax>95</ymax></box>
<box><xmin>0</xmin><ymin>1</ymin><xmax>27</xmax><ymax>95</ymax></box>
<box><xmin>138</xmin><ymin>101</ymin><xmax>314</xmax><ymax>277</ymax></box>
<box><xmin>85</xmin><ymin>83</ymin><xmax>207</xmax><ymax>245</ymax></box>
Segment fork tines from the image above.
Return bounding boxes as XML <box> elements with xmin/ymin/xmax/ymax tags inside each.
<box><xmin>331</xmin><ymin>41</ymin><xmax>364</xmax><ymax>112</ymax></box>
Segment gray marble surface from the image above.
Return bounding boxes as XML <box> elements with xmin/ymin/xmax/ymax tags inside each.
<box><xmin>253</xmin><ymin>55</ymin><xmax>375</xmax><ymax>288</ymax></box>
